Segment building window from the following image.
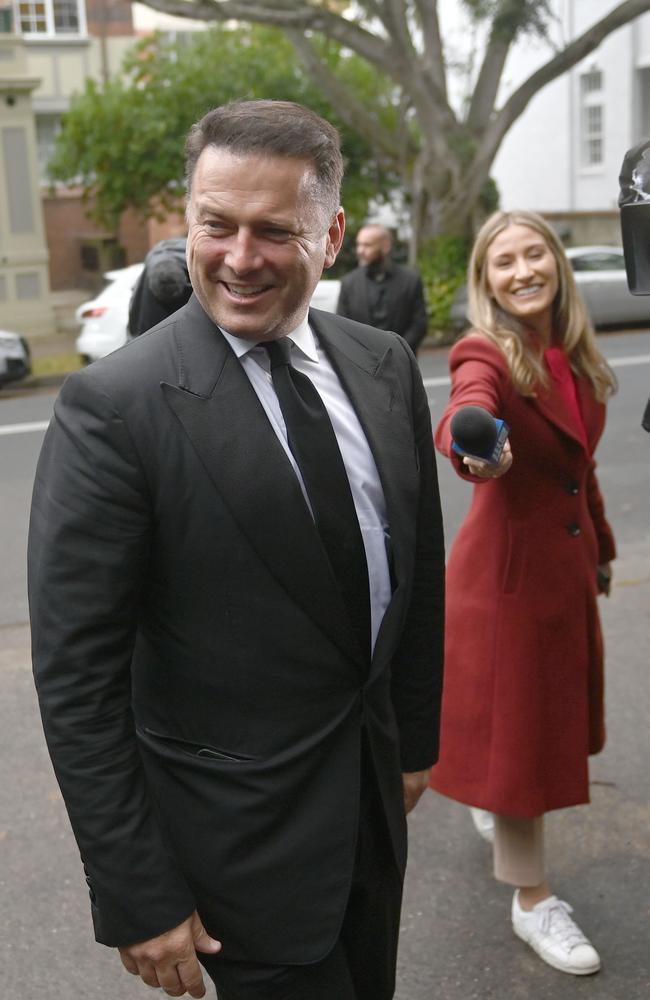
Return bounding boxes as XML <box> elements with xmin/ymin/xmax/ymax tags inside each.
<box><xmin>15</xmin><ymin>0</ymin><xmax>84</xmax><ymax>36</ymax></box>
<box><xmin>36</xmin><ymin>114</ymin><xmax>62</xmax><ymax>182</ymax></box>
<box><xmin>579</xmin><ymin>68</ymin><xmax>604</xmax><ymax>168</ymax></box>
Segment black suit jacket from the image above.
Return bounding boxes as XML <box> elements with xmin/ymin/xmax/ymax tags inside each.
<box><xmin>29</xmin><ymin>296</ymin><xmax>445</xmax><ymax>963</ymax></box>
<box><xmin>336</xmin><ymin>263</ymin><xmax>428</xmax><ymax>352</ymax></box>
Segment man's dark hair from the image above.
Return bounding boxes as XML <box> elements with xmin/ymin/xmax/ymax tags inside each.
<box><xmin>185</xmin><ymin>100</ymin><xmax>343</xmax><ymax>222</ymax></box>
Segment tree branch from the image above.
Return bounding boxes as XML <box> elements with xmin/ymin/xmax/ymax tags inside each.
<box><xmin>138</xmin><ymin>0</ymin><xmax>458</xmax><ymax>149</ymax></box>
<box><xmin>381</xmin><ymin>0</ymin><xmax>417</xmax><ymax>66</ymax></box>
<box><xmin>413</xmin><ymin>0</ymin><xmax>448</xmax><ymax>101</ymax></box>
<box><xmin>285</xmin><ymin>28</ymin><xmax>404</xmax><ymax>165</ymax></box>
<box><xmin>471</xmin><ymin>0</ymin><xmax>650</xmax><ymax>199</ymax></box>
<box><xmin>465</xmin><ymin>1</ymin><xmax>519</xmax><ymax>130</ymax></box>
<box><xmin>138</xmin><ymin>0</ymin><xmax>394</xmax><ymax>68</ymax></box>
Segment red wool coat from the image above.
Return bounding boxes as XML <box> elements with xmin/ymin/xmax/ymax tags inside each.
<box><xmin>429</xmin><ymin>334</ymin><xmax>616</xmax><ymax>817</ymax></box>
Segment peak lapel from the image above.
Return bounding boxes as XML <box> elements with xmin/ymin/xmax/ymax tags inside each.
<box><xmin>533</xmin><ymin>383</ymin><xmax>583</xmax><ymax>447</ymax></box>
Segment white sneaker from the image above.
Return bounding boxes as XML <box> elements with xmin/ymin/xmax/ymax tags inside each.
<box><xmin>511</xmin><ymin>890</ymin><xmax>601</xmax><ymax>975</ymax></box>
<box><xmin>470</xmin><ymin>807</ymin><xmax>495</xmax><ymax>843</ymax></box>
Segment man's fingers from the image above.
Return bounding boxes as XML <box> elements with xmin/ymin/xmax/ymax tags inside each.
<box><xmin>157</xmin><ymin>962</ymin><xmax>186</xmax><ymax>998</ymax></box>
<box><xmin>117</xmin><ymin>913</ymin><xmax>220</xmax><ymax>996</ymax></box>
<box><xmin>191</xmin><ymin>914</ymin><xmax>222</xmax><ymax>956</ymax></box>
<box><xmin>118</xmin><ymin>949</ymin><xmax>139</xmax><ymax>975</ymax></box>
<box><xmin>194</xmin><ymin>929</ymin><xmax>222</xmax><ymax>955</ymax></box>
<box><xmin>177</xmin><ymin>955</ymin><xmax>209</xmax><ymax>998</ymax></box>
<box><xmin>137</xmin><ymin>960</ymin><xmax>162</xmax><ymax>989</ymax></box>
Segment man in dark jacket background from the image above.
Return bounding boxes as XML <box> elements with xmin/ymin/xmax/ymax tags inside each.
<box><xmin>336</xmin><ymin>224</ymin><xmax>428</xmax><ymax>354</ymax></box>
<box><xmin>128</xmin><ymin>237</ymin><xmax>191</xmax><ymax>338</ymax></box>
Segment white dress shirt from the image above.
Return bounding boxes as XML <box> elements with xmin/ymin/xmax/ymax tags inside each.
<box><xmin>220</xmin><ymin>318</ymin><xmax>392</xmax><ymax>652</ymax></box>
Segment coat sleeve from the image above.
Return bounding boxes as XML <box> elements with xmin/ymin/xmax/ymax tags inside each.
<box><xmin>434</xmin><ymin>334</ymin><xmax>510</xmax><ymax>483</ymax></box>
<box><xmin>401</xmin><ymin>274</ymin><xmax>429</xmax><ymax>352</ymax></box>
<box><xmin>585</xmin><ymin>464</ymin><xmax>617</xmax><ymax>564</ymax></box>
<box><xmin>389</xmin><ymin>338</ymin><xmax>445</xmax><ymax>771</ymax></box>
<box><xmin>28</xmin><ymin>368</ymin><xmax>196</xmax><ymax>948</ymax></box>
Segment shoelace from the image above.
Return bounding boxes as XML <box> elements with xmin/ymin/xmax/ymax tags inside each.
<box><xmin>538</xmin><ymin>900</ymin><xmax>589</xmax><ymax>950</ymax></box>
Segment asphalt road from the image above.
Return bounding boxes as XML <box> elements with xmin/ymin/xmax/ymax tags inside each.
<box><xmin>1</xmin><ymin>332</ymin><xmax>649</xmax><ymax>998</ymax></box>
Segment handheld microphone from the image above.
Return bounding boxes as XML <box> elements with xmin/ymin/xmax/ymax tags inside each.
<box><xmin>451</xmin><ymin>406</ymin><xmax>509</xmax><ymax>465</ymax></box>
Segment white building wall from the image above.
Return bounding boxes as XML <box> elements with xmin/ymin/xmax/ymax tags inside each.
<box><xmin>490</xmin><ymin>1</ymin><xmax>650</xmax><ymax>217</ymax></box>
<box><xmin>492</xmin><ymin>73</ymin><xmax>571</xmax><ymax>213</ymax></box>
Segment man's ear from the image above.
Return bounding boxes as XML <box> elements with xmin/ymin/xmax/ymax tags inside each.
<box><xmin>323</xmin><ymin>208</ymin><xmax>345</xmax><ymax>269</ymax></box>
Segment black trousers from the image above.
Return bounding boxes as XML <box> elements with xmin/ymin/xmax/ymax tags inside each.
<box><xmin>200</xmin><ymin>741</ymin><xmax>403</xmax><ymax>1000</ymax></box>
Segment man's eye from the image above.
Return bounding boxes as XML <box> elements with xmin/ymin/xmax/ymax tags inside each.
<box><xmin>264</xmin><ymin>228</ymin><xmax>291</xmax><ymax>240</ymax></box>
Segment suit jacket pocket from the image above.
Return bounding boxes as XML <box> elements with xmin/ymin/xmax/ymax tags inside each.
<box><xmin>141</xmin><ymin>726</ymin><xmax>258</xmax><ymax>763</ymax></box>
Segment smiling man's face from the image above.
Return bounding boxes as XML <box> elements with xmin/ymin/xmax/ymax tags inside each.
<box><xmin>186</xmin><ymin>147</ymin><xmax>344</xmax><ymax>342</ymax></box>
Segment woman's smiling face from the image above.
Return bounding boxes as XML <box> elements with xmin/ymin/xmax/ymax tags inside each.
<box><xmin>485</xmin><ymin>223</ymin><xmax>559</xmax><ymax>333</ymax></box>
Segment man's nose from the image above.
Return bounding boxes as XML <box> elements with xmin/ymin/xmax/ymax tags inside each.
<box><xmin>224</xmin><ymin>231</ymin><xmax>263</xmax><ymax>273</ymax></box>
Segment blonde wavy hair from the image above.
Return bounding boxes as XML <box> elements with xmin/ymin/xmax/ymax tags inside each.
<box><xmin>466</xmin><ymin>210</ymin><xmax>617</xmax><ymax>401</ymax></box>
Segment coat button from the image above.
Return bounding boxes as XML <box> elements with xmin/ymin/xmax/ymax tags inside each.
<box><xmin>566</xmin><ymin>522</ymin><xmax>581</xmax><ymax>537</ymax></box>
<box><xmin>565</xmin><ymin>481</ymin><xmax>579</xmax><ymax>495</ymax></box>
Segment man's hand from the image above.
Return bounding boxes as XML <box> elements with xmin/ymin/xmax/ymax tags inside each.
<box><xmin>118</xmin><ymin>911</ymin><xmax>221</xmax><ymax>998</ymax></box>
<box><xmin>402</xmin><ymin>769</ymin><xmax>431</xmax><ymax>814</ymax></box>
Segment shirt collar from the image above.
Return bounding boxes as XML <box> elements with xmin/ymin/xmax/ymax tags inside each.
<box><xmin>220</xmin><ymin>314</ymin><xmax>319</xmax><ymax>364</ymax></box>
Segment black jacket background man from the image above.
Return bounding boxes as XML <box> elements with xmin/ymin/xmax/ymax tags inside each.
<box><xmin>29</xmin><ymin>101</ymin><xmax>445</xmax><ymax>1000</ymax></box>
<box><xmin>127</xmin><ymin>237</ymin><xmax>191</xmax><ymax>338</ymax></box>
<box><xmin>336</xmin><ymin>224</ymin><xmax>429</xmax><ymax>353</ymax></box>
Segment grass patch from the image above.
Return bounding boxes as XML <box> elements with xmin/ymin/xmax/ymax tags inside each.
<box><xmin>32</xmin><ymin>353</ymin><xmax>83</xmax><ymax>377</ymax></box>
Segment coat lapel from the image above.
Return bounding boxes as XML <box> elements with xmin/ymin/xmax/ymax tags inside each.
<box><xmin>533</xmin><ymin>371</ymin><xmax>605</xmax><ymax>456</ymax></box>
<box><xmin>160</xmin><ymin>297</ymin><xmax>363</xmax><ymax>668</ymax></box>
<box><xmin>533</xmin><ymin>381</ymin><xmax>585</xmax><ymax>451</ymax></box>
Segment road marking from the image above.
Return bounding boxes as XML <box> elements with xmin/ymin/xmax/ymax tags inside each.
<box><xmin>608</xmin><ymin>353</ymin><xmax>650</xmax><ymax>368</ymax></box>
<box><xmin>0</xmin><ymin>420</ymin><xmax>49</xmax><ymax>436</ymax></box>
<box><xmin>422</xmin><ymin>376</ymin><xmax>451</xmax><ymax>387</ymax></box>
<box><xmin>423</xmin><ymin>351</ymin><xmax>650</xmax><ymax>388</ymax></box>
<box><xmin>1</xmin><ymin>354</ymin><xmax>649</xmax><ymax>435</ymax></box>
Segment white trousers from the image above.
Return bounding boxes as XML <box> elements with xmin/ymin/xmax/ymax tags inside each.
<box><xmin>493</xmin><ymin>814</ymin><xmax>545</xmax><ymax>887</ymax></box>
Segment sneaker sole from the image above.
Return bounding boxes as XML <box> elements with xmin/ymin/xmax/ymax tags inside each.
<box><xmin>513</xmin><ymin>923</ymin><xmax>601</xmax><ymax>976</ymax></box>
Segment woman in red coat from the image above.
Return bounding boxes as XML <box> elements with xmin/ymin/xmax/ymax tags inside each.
<box><xmin>430</xmin><ymin>210</ymin><xmax>616</xmax><ymax>976</ymax></box>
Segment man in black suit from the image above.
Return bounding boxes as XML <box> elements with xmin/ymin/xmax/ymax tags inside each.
<box><xmin>336</xmin><ymin>224</ymin><xmax>429</xmax><ymax>353</ymax></box>
<box><xmin>29</xmin><ymin>100</ymin><xmax>445</xmax><ymax>1000</ymax></box>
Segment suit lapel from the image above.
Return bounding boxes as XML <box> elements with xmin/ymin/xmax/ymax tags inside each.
<box><xmin>160</xmin><ymin>297</ymin><xmax>363</xmax><ymax>667</ymax></box>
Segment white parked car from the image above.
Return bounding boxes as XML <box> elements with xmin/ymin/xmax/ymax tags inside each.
<box><xmin>450</xmin><ymin>244</ymin><xmax>650</xmax><ymax>330</ymax></box>
<box><xmin>0</xmin><ymin>329</ymin><xmax>32</xmax><ymax>388</ymax></box>
<box><xmin>310</xmin><ymin>278</ymin><xmax>340</xmax><ymax>313</ymax></box>
<box><xmin>75</xmin><ymin>263</ymin><xmax>144</xmax><ymax>364</ymax></box>
<box><xmin>75</xmin><ymin>265</ymin><xmax>341</xmax><ymax>364</ymax></box>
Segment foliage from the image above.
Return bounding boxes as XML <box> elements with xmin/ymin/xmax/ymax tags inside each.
<box><xmin>418</xmin><ymin>235</ymin><xmax>469</xmax><ymax>334</ymax></box>
<box><xmin>48</xmin><ymin>25</ymin><xmax>399</xmax><ymax>230</ymax></box>
<box><xmin>461</xmin><ymin>0</ymin><xmax>554</xmax><ymax>38</ymax></box>
<box><xmin>129</xmin><ymin>0</ymin><xmax>650</xmax><ymax>249</ymax></box>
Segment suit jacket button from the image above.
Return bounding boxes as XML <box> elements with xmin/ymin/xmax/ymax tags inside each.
<box><xmin>566</xmin><ymin>522</ymin><xmax>581</xmax><ymax>537</ymax></box>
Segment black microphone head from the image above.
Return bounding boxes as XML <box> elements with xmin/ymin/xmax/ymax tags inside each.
<box><xmin>450</xmin><ymin>405</ymin><xmax>497</xmax><ymax>458</ymax></box>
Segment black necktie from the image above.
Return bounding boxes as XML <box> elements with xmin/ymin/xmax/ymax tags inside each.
<box><xmin>263</xmin><ymin>337</ymin><xmax>371</xmax><ymax>661</ymax></box>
